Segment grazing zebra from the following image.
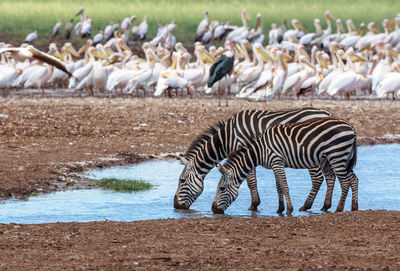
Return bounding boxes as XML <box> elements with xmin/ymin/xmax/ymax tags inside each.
<box><xmin>212</xmin><ymin>117</ymin><xmax>359</xmax><ymax>215</ymax></box>
<box><xmin>174</xmin><ymin>108</ymin><xmax>337</xmax><ymax>212</ymax></box>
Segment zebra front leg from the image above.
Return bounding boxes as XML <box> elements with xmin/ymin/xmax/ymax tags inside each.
<box><xmin>299</xmin><ymin>168</ymin><xmax>324</xmax><ymax>211</ymax></box>
<box><xmin>275</xmin><ymin>175</ymin><xmax>285</xmax><ymax>214</ymax></box>
<box><xmin>322</xmin><ymin>166</ymin><xmax>336</xmax><ymax>211</ymax></box>
<box><xmin>272</xmin><ymin>164</ymin><xmax>293</xmax><ymax>216</ymax></box>
<box><xmin>246</xmin><ymin>169</ymin><xmax>260</xmax><ymax>211</ymax></box>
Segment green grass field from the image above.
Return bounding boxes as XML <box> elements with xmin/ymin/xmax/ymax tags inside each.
<box><xmin>1</xmin><ymin>0</ymin><xmax>400</xmax><ymax>47</ymax></box>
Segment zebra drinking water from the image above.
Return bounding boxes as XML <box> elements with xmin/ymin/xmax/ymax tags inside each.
<box><xmin>174</xmin><ymin>108</ymin><xmax>338</xmax><ymax>212</ymax></box>
<box><xmin>212</xmin><ymin>117</ymin><xmax>359</xmax><ymax>215</ymax></box>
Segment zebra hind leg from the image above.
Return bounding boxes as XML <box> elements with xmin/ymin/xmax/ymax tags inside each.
<box><xmin>299</xmin><ymin>168</ymin><xmax>324</xmax><ymax>212</ymax></box>
<box><xmin>322</xmin><ymin>166</ymin><xmax>336</xmax><ymax>212</ymax></box>
<box><xmin>335</xmin><ymin>174</ymin><xmax>351</xmax><ymax>212</ymax></box>
<box><xmin>246</xmin><ymin>169</ymin><xmax>260</xmax><ymax>211</ymax></box>
<box><xmin>349</xmin><ymin>171</ymin><xmax>359</xmax><ymax>211</ymax></box>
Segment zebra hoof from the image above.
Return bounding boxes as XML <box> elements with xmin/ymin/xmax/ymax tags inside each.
<box><xmin>248</xmin><ymin>206</ymin><xmax>258</xmax><ymax>212</ymax></box>
<box><xmin>299</xmin><ymin>206</ymin><xmax>308</xmax><ymax>212</ymax></box>
<box><xmin>321</xmin><ymin>204</ymin><xmax>331</xmax><ymax>212</ymax></box>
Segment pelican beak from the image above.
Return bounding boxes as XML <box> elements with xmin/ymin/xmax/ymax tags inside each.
<box><xmin>199</xmin><ymin>50</ymin><xmax>215</xmax><ymax>64</ymax></box>
<box><xmin>89</xmin><ymin>49</ymin><xmax>102</xmax><ymax>59</ymax></box>
<box><xmin>371</xmin><ymin>24</ymin><xmax>381</xmax><ymax>34</ymax></box>
<box><xmin>234</xmin><ymin>44</ymin><xmax>245</xmax><ymax>59</ymax></box>
<box><xmin>242</xmin><ymin>41</ymin><xmax>252</xmax><ymax>50</ymax></box>
<box><xmin>256</xmin><ymin>47</ymin><xmax>272</xmax><ymax>62</ymax></box>
<box><xmin>296</xmin><ymin>21</ymin><xmax>306</xmax><ymax>32</ymax></box>
<box><xmin>302</xmin><ymin>58</ymin><xmax>315</xmax><ymax>70</ymax></box>
<box><xmin>299</xmin><ymin>47</ymin><xmax>311</xmax><ymax>62</ymax></box>
<box><xmin>338</xmin><ymin>22</ymin><xmax>345</xmax><ymax>33</ymax></box>
<box><xmin>243</xmin><ymin>11</ymin><xmax>250</xmax><ymax>22</ymax></box>
<box><xmin>387</xmin><ymin>19</ymin><xmax>396</xmax><ymax>32</ymax></box>
<box><xmin>395</xmin><ymin>64</ymin><xmax>400</xmax><ymax>72</ymax></box>
<box><xmin>118</xmin><ymin>41</ymin><xmax>129</xmax><ymax>51</ymax></box>
<box><xmin>325</xmin><ymin>11</ymin><xmax>336</xmax><ymax>23</ymax></box>
<box><xmin>388</xmin><ymin>48</ymin><xmax>399</xmax><ymax>58</ymax></box>
<box><xmin>317</xmin><ymin>56</ymin><xmax>329</xmax><ymax>69</ymax></box>
<box><xmin>96</xmin><ymin>50</ymin><xmax>108</xmax><ymax>60</ymax></box>
<box><xmin>358</xmin><ymin>43</ymin><xmax>371</xmax><ymax>54</ymax></box>
<box><xmin>78</xmin><ymin>44</ymin><xmax>89</xmax><ymax>55</ymax></box>
<box><xmin>67</xmin><ymin>46</ymin><xmax>80</xmax><ymax>57</ymax></box>
<box><xmin>281</xmin><ymin>52</ymin><xmax>292</xmax><ymax>62</ymax></box>
<box><xmin>353</xmin><ymin>53</ymin><xmax>368</xmax><ymax>62</ymax></box>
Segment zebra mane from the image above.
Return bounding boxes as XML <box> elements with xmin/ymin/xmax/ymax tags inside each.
<box><xmin>224</xmin><ymin>131</ymin><xmax>264</xmax><ymax>169</ymax></box>
<box><xmin>184</xmin><ymin>120</ymin><xmax>226</xmax><ymax>159</ymax></box>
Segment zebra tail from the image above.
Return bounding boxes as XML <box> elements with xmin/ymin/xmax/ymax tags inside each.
<box><xmin>346</xmin><ymin>139</ymin><xmax>357</xmax><ymax>172</ymax></box>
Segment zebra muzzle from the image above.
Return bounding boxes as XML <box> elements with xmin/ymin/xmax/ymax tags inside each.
<box><xmin>211</xmin><ymin>201</ymin><xmax>224</xmax><ymax>214</ymax></box>
<box><xmin>174</xmin><ymin>195</ymin><xmax>189</xmax><ymax>209</ymax></box>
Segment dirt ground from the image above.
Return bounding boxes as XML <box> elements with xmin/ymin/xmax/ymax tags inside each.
<box><xmin>0</xmin><ymin>92</ymin><xmax>400</xmax><ymax>270</ymax></box>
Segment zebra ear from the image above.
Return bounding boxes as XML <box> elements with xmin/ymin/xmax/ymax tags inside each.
<box><xmin>216</xmin><ymin>163</ymin><xmax>227</xmax><ymax>175</ymax></box>
<box><xmin>179</xmin><ymin>154</ymin><xmax>189</xmax><ymax>165</ymax></box>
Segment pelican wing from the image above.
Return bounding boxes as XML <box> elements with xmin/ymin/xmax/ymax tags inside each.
<box><xmin>29</xmin><ymin>47</ymin><xmax>73</xmax><ymax>77</ymax></box>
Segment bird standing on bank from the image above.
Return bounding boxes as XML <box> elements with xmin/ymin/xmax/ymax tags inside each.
<box><xmin>207</xmin><ymin>47</ymin><xmax>234</xmax><ymax>106</ymax></box>
<box><xmin>65</xmin><ymin>19</ymin><xmax>74</xmax><ymax>39</ymax></box>
<box><xmin>52</xmin><ymin>20</ymin><xmax>63</xmax><ymax>37</ymax></box>
<box><xmin>25</xmin><ymin>31</ymin><xmax>38</xmax><ymax>43</ymax></box>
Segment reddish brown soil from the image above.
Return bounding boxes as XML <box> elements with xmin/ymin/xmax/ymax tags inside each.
<box><xmin>0</xmin><ymin>93</ymin><xmax>399</xmax><ymax>270</ymax></box>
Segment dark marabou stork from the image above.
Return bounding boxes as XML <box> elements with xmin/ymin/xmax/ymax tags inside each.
<box><xmin>207</xmin><ymin>49</ymin><xmax>234</xmax><ymax>106</ymax></box>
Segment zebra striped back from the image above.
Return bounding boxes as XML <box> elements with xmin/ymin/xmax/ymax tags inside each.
<box><xmin>174</xmin><ymin>107</ymin><xmax>333</xmax><ymax>209</ymax></box>
<box><xmin>212</xmin><ymin>117</ymin><xmax>358</xmax><ymax>214</ymax></box>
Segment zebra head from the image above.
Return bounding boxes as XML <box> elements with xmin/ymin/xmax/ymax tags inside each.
<box><xmin>174</xmin><ymin>156</ymin><xmax>205</xmax><ymax>209</ymax></box>
<box><xmin>212</xmin><ymin>163</ymin><xmax>242</xmax><ymax>214</ymax></box>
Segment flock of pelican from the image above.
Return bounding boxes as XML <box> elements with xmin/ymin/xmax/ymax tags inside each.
<box><xmin>2</xmin><ymin>8</ymin><xmax>400</xmax><ymax>102</ymax></box>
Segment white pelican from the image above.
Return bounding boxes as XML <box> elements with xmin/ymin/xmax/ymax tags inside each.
<box><xmin>93</xmin><ymin>31</ymin><xmax>104</xmax><ymax>46</ymax></box>
<box><xmin>80</xmin><ymin>19</ymin><xmax>93</xmax><ymax>38</ymax></box>
<box><xmin>24</xmin><ymin>63</ymin><xmax>53</xmax><ymax>92</ymax></box>
<box><xmin>326</xmin><ymin>49</ymin><xmax>367</xmax><ymax>99</ymax></box>
<box><xmin>237</xmin><ymin>43</ymin><xmax>266</xmax><ymax>97</ymax></box>
<box><xmin>299</xmin><ymin>18</ymin><xmax>323</xmax><ymax>46</ymax></box>
<box><xmin>225</xmin><ymin>9</ymin><xmax>251</xmax><ymax>42</ymax></box>
<box><xmin>53</xmin><ymin>20</ymin><xmax>63</xmax><ymax>37</ymax></box>
<box><xmin>271</xmin><ymin>50</ymin><xmax>289</xmax><ymax>98</ymax></box>
<box><xmin>283</xmin><ymin>19</ymin><xmax>306</xmax><ymax>41</ymax></box>
<box><xmin>0</xmin><ymin>46</ymin><xmax>73</xmax><ymax>78</ymax></box>
<box><xmin>195</xmin><ymin>11</ymin><xmax>210</xmax><ymax>41</ymax></box>
<box><xmin>155</xmin><ymin>52</ymin><xmax>188</xmax><ymax>97</ymax></box>
<box><xmin>137</xmin><ymin>15</ymin><xmax>149</xmax><ymax>40</ymax></box>
<box><xmin>121</xmin><ymin>16</ymin><xmax>136</xmax><ymax>32</ymax></box>
<box><xmin>237</xmin><ymin>45</ymin><xmax>274</xmax><ymax>98</ymax></box>
<box><xmin>125</xmin><ymin>48</ymin><xmax>157</xmax><ymax>96</ymax></box>
<box><xmin>248</xmin><ymin>13</ymin><xmax>264</xmax><ymax>44</ymax></box>
<box><xmin>25</xmin><ymin>31</ymin><xmax>38</xmax><ymax>43</ymax></box>
<box><xmin>0</xmin><ymin>60</ymin><xmax>22</xmax><ymax>89</ymax></box>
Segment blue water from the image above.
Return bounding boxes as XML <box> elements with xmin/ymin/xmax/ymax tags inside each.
<box><xmin>0</xmin><ymin>144</ymin><xmax>399</xmax><ymax>224</ymax></box>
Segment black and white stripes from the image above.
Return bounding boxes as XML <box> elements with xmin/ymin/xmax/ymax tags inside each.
<box><xmin>212</xmin><ymin>117</ymin><xmax>359</xmax><ymax>215</ymax></box>
<box><xmin>174</xmin><ymin>107</ymin><xmax>336</xmax><ymax>211</ymax></box>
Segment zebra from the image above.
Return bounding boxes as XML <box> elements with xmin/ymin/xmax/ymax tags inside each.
<box><xmin>174</xmin><ymin>108</ymin><xmax>338</xmax><ymax>213</ymax></box>
<box><xmin>212</xmin><ymin>117</ymin><xmax>359</xmax><ymax>215</ymax></box>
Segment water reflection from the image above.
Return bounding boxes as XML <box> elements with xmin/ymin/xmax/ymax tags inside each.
<box><xmin>0</xmin><ymin>144</ymin><xmax>399</xmax><ymax>224</ymax></box>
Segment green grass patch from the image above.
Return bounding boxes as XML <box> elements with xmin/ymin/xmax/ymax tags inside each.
<box><xmin>95</xmin><ymin>178</ymin><xmax>153</xmax><ymax>192</ymax></box>
<box><xmin>1</xmin><ymin>0</ymin><xmax>400</xmax><ymax>46</ymax></box>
